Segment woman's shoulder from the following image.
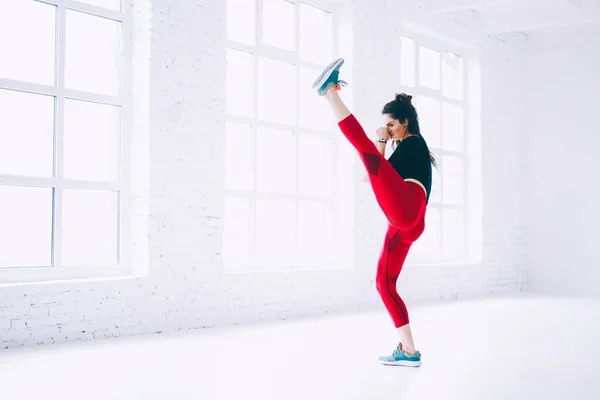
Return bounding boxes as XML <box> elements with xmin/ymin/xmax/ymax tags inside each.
<box><xmin>399</xmin><ymin>135</ymin><xmax>428</xmax><ymax>149</ymax></box>
<box><xmin>403</xmin><ymin>135</ymin><xmax>425</xmax><ymax>143</ymax></box>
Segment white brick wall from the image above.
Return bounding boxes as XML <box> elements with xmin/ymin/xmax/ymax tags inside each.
<box><xmin>525</xmin><ymin>25</ymin><xmax>600</xmax><ymax>296</ymax></box>
<box><xmin>0</xmin><ymin>0</ymin><xmax>528</xmax><ymax>349</ymax></box>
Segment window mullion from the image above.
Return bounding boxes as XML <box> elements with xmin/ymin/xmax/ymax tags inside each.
<box><xmin>52</xmin><ymin>4</ymin><xmax>67</xmax><ymax>268</ymax></box>
<box><xmin>250</xmin><ymin>125</ymin><xmax>257</xmax><ymax>270</ymax></box>
<box><xmin>119</xmin><ymin>0</ymin><xmax>133</xmax><ymax>267</ymax></box>
<box><xmin>294</xmin><ymin>0</ymin><xmax>301</xmax><ymax>269</ymax></box>
<box><xmin>250</xmin><ymin>0</ymin><xmax>262</xmax><ymax>270</ymax></box>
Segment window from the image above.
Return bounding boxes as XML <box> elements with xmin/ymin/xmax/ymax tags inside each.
<box><xmin>398</xmin><ymin>36</ymin><xmax>477</xmax><ymax>265</ymax></box>
<box><xmin>0</xmin><ymin>0</ymin><xmax>132</xmax><ymax>281</ymax></box>
<box><xmin>224</xmin><ymin>0</ymin><xmax>353</xmax><ymax>271</ymax></box>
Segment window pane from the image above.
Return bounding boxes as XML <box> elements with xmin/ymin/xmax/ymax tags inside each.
<box><xmin>227</xmin><ymin>0</ymin><xmax>256</xmax><ymax>45</ymax></box>
<box><xmin>0</xmin><ymin>90</ymin><xmax>54</xmax><ymax>177</ymax></box>
<box><xmin>299</xmin><ymin>67</ymin><xmax>332</xmax><ymax>130</ymax></box>
<box><xmin>442</xmin><ymin>156</ymin><xmax>464</xmax><ymax>204</ymax></box>
<box><xmin>414</xmin><ymin>96</ymin><xmax>441</xmax><ymax>148</ymax></box>
<box><xmin>299</xmin><ymin>134</ymin><xmax>333</xmax><ymax>198</ymax></box>
<box><xmin>256</xmin><ymin>127</ymin><xmax>296</xmax><ymax>194</ymax></box>
<box><xmin>442</xmin><ymin>209</ymin><xmax>464</xmax><ymax>262</ymax></box>
<box><xmin>65</xmin><ymin>10</ymin><xmax>122</xmax><ymax>96</ymax></box>
<box><xmin>400</xmin><ymin>37</ymin><xmax>416</xmax><ymax>87</ymax></box>
<box><xmin>299</xmin><ymin>4</ymin><xmax>333</xmax><ymax>64</ymax></box>
<box><xmin>419</xmin><ymin>46</ymin><xmax>440</xmax><ymax>90</ymax></box>
<box><xmin>429</xmin><ymin>162</ymin><xmax>441</xmax><ymax>204</ymax></box>
<box><xmin>77</xmin><ymin>0</ymin><xmax>122</xmax><ymax>11</ymax></box>
<box><xmin>64</xmin><ymin>99</ymin><xmax>120</xmax><ymax>182</ymax></box>
<box><xmin>258</xmin><ymin>57</ymin><xmax>297</xmax><ymax>124</ymax></box>
<box><xmin>0</xmin><ymin>1</ymin><xmax>55</xmax><ymax>85</ymax></box>
<box><xmin>442</xmin><ymin>52</ymin><xmax>464</xmax><ymax>100</ymax></box>
<box><xmin>0</xmin><ymin>186</ymin><xmax>52</xmax><ymax>267</ymax></box>
<box><xmin>256</xmin><ymin>199</ymin><xmax>296</xmax><ymax>267</ymax></box>
<box><xmin>63</xmin><ymin>189</ymin><xmax>118</xmax><ymax>266</ymax></box>
<box><xmin>262</xmin><ymin>0</ymin><xmax>295</xmax><ymax>51</ymax></box>
<box><xmin>298</xmin><ymin>201</ymin><xmax>333</xmax><ymax>268</ymax></box>
<box><xmin>226</xmin><ymin>49</ymin><xmax>255</xmax><ymax>118</ymax></box>
<box><xmin>225</xmin><ymin>123</ymin><xmax>254</xmax><ymax>191</ymax></box>
<box><xmin>442</xmin><ymin>102</ymin><xmax>464</xmax><ymax>152</ymax></box>
<box><xmin>223</xmin><ymin>197</ymin><xmax>251</xmax><ymax>266</ymax></box>
<box><xmin>407</xmin><ymin>207</ymin><xmax>440</xmax><ymax>264</ymax></box>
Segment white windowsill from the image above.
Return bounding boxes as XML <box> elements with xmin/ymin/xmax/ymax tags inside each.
<box><xmin>405</xmin><ymin>260</ymin><xmax>481</xmax><ymax>268</ymax></box>
<box><xmin>224</xmin><ymin>265</ymin><xmax>354</xmax><ymax>274</ymax></box>
<box><xmin>0</xmin><ymin>265</ymin><xmax>147</xmax><ymax>288</ymax></box>
<box><xmin>222</xmin><ymin>260</ymin><xmax>481</xmax><ymax>274</ymax></box>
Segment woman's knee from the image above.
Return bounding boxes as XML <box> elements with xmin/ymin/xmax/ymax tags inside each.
<box><xmin>375</xmin><ymin>274</ymin><xmax>389</xmax><ymax>294</ymax></box>
<box><xmin>389</xmin><ymin>213</ymin><xmax>420</xmax><ymax>233</ymax></box>
<box><xmin>396</xmin><ymin>216</ymin><xmax>425</xmax><ymax>242</ymax></box>
<box><xmin>376</xmin><ymin>272</ymin><xmax>398</xmax><ymax>296</ymax></box>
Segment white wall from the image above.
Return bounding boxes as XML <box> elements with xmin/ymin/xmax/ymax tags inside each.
<box><xmin>526</xmin><ymin>26</ymin><xmax>600</xmax><ymax>296</ymax></box>
<box><xmin>0</xmin><ymin>0</ymin><xmax>528</xmax><ymax>349</ymax></box>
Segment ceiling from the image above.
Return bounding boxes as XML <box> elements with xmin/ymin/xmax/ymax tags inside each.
<box><xmin>331</xmin><ymin>0</ymin><xmax>600</xmax><ymax>35</ymax></box>
<box><xmin>428</xmin><ymin>0</ymin><xmax>600</xmax><ymax>35</ymax></box>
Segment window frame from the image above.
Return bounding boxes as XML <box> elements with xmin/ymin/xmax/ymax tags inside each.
<box><xmin>224</xmin><ymin>0</ymin><xmax>353</xmax><ymax>272</ymax></box>
<box><xmin>398</xmin><ymin>34</ymin><xmax>472</xmax><ymax>265</ymax></box>
<box><xmin>0</xmin><ymin>0</ymin><xmax>133</xmax><ymax>284</ymax></box>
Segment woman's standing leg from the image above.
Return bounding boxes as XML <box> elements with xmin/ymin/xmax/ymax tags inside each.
<box><xmin>374</xmin><ymin>221</ymin><xmax>424</xmax><ymax>367</ymax></box>
<box><xmin>376</xmin><ymin>224</ymin><xmax>418</xmax><ymax>351</ymax></box>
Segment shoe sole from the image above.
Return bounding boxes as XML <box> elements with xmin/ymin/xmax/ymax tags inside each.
<box><xmin>312</xmin><ymin>57</ymin><xmax>345</xmax><ymax>90</ymax></box>
<box><xmin>379</xmin><ymin>359</ymin><xmax>422</xmax><ymax>367</ymax></box>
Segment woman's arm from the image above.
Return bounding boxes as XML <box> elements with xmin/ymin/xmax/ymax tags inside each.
<box><xmin>375</xmin><ymin>127</ymin><xmax>389</xmax><ymax>157</ymax></box>
<box><xmin>363</xmin><ymin>139</ymin><xmax>387</xmax><ymax>182</ymax></box>
<box><xmin>375</xmin><ymin>140</ymin><xmax>386</xmax><ymax>157</ymax></box>
<box><xmin>362</xmin><ymin>128</ymin><xmax>388</xmax><ymax>183</ymax></box>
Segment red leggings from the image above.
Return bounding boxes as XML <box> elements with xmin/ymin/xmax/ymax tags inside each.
<box><xmin>338</xmin><ymin>114</ymin><xmax>426</xmax><ymax>328</ymax></box>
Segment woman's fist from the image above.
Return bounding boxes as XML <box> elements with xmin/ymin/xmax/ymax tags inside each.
<box><xmin>376</xmin><ymin>127</ymin><xmax>390</xmax><ymax>141</ymax></box>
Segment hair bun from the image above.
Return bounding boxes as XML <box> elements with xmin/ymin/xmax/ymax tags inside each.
<box><xmin>395</xmin><ymin>92</ymin><xmax>413</xmax><ymax>104</ymax></box>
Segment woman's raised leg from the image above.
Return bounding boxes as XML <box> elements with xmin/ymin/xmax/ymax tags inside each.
<box><xmin>324</xmin><ymin>87</ymin><xmax>425</xmax><ymax>231</ymax></box>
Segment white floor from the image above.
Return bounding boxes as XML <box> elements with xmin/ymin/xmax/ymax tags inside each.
<box><xmin>2</xmin><ymin>294</ymin><xmax>600</xmax><ymax>400</ymax></box>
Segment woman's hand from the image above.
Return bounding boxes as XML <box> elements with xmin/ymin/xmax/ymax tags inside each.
<box><xmin>376</xmin><ymin>127</ymin><xmax>390</xmax><ymax>141</ymax></box>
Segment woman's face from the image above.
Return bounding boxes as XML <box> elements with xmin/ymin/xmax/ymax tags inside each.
<box><xmin>382</xmin><ymin>114</ymin><xmax>407</xmax><ymax>140</ymax></box>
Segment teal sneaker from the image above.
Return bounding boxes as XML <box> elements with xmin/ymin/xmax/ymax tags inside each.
<box><xmin>312</xmin><ymin>57</ymin><xmax>347</xmax><ymax>96</ymax></box>
<box><xmin>378</xmin><ymin>343</ymin><xmax>422</xmax><ymax>367</ymax></box>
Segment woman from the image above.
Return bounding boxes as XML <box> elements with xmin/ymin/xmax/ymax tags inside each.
<box><xmin>313</xmin><ymin>58</ymin><xmax>435</xmax><ymax>367</ymax></box>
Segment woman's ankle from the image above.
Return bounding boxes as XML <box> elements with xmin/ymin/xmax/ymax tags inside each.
<box><xmin>324</xmin><ymin>84</ymin><xmax>338</xmax><ymax>97</ymax></box>
<box><xmin>399</xmin><ymin>342</ymin><xmax>416</xmax><ymax>354</ymax></box>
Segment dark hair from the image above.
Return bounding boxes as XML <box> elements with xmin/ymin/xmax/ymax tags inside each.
<box><xmin>382</xmin><ymin>93</ymin><xmax>437</xmax><ymax>168</ymax></box>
